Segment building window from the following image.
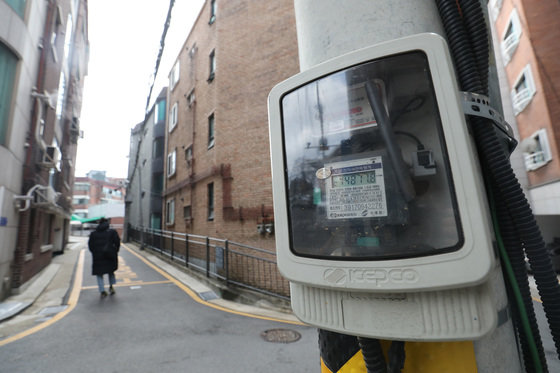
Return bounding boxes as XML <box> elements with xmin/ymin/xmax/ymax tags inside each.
<box><xmin>166</xmin><ymin>199</ymin><xmax>175</xmax><ymax>225</ymax></box>
<box><xmin>155</xmin><ymin>99</ymin><xmax>166</xmax><ymax>123</ymax></box>
<box><xmin>208</xmin><ymin>50</ymin><xmax>216</xmax><ymax>82</ymax></box>
<box><xmin>501</xmin><ymin>8</ymin><xmax>522</xmax><ymax>64</ymax></box>
<box><xmin>74</xmin><ymin>183</ymin><xmax>89</xmax><ymax>192</ymax></box>
<box><xmin>5</xmin><ymin>0</ymin><xmax>26</xmax><ymax>18</ymax></box>
<box><xmin>170</xmin><ymin>61</ymin><xmax>180</xmax><ymax>90</ymax></box>
<box><xmin>208</xmin><ymin>113</ymin><xmax>215</xmax><ymax>149</ymax></box>
<box><xmin>183</xmin><ymin>205</ymin><xmax>192</xmax><ymax>220</ymax></box>
<box><xmin>152</xmin><ymin>137</ymin><xmax>164</xmax><ymax>159</ymax></box>
<box><xmin>55</xmin><ymin>73</ymin><xmax>66</xmax><ymax>120</ymax></box>
<box><xmin>167</xmin><ymin>149</ymin><xmax>176</xmax><ymax>177</ymax></box>
<box><xmin>0</xmin><ymin>43</ymin><xmax>18</xmax><ymax>146</ymax></box>
<box><xmin>187</xmin><ymin>89</ymin><xmax>195</xmax><ymax>107</ymax></box>
<box><xmin>150</xmin><ymin>213</ymin><xmax>162</xmax><ymax>229</ymax></box>
<box><xmin>511</xmin><ymin>65</ymin><xmax>536</xmax><ymax>115</ymax></box>
<box><xmin>185</xmin><ymin>145</ymin><xmax>193</xmax><ymax>166</ymax></box>
<box><xmin>63</xmin><ymin>14</ymin><xmax>73</xmax><ymax>69</ymax></box>
<box><xmin>209</xmin><ymin>0</ymin><xmax>217</xmax><ymax>24</ymax></box>
<box><xmin>169</xmin><ymin>102</ymin><xmax>178</xmax><ymax>132</ymax></box>
<box><xmin>207</xmin><ymin>183</ymin><xmax>214</xmax><ymax>221</ymax></box>
<box><xmin>522</xmin><ymin>129</ymin><xmax>552</xmax><ymax>171</ymax></box>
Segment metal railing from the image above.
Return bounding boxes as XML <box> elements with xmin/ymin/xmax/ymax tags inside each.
<box><xmin>127</xmin><ymin>225</ymin><xmax>290</xmax><ymax>300</ymax></box>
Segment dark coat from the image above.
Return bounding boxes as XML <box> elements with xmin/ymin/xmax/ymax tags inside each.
<box><xmin>88</xmin><ymin>220</ymin><xmax>120</xmax><ymax>276</ymax></box>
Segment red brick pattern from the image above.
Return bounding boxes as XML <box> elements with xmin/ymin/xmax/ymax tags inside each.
<box><xmin>164</xmin><ymin>0</ymin><xmax>299</xmax><ymax>250</ymax></box>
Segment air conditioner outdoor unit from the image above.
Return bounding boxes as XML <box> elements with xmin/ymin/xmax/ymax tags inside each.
<box><xmin>41</xmin><ymin>146</ymin><xmax>60</xmax><ymax>168</ymax></box>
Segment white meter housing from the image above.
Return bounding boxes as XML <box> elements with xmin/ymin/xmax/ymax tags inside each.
<box><xmin>268</xmin><ymin>33</ymin><xmax>499</xmax><ymax>341</ymax></box>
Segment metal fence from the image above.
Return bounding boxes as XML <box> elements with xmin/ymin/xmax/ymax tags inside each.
<box><xmin>127</xmin><ymin>225</ymin><xmax>290</xmax><ymax>300</ymax></box>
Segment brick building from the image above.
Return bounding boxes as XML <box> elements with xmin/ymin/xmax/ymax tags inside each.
<box><xmin>1</xmin><ymin>0</ymin><xmax>89</xmax><ymax>298</ymax></box>
<box><xmin>489</xmin><ymin>0</ymin><xmax>560</xmax><ymax>243</ymax></box>
<box><xmin>73</xmin><ymin>171</ymin><xmax>126</xmax><ymax>235</ymax></box>
<box><xmin>163</xmin><ymin>0</ymin><xmax>299</xmax><ymax>249</ymax></box>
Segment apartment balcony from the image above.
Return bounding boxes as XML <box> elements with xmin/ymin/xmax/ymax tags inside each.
<box><xmin>512</xmin><ymin>88</ymin><xmax>532</xmax><ymax>115</ymax></box>
<box><xmin>525</xmin><ymin>151</ymin><xmax>550</xmax><ymax>171</ymax></box>
<box><xmin>501</xmin><ymin>34</ymin><xmax>519</xmax><ymax>63</ymax></box>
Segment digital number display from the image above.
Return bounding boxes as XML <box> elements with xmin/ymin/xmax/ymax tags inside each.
<box><xmin>332</xmin><ymin>171</ymin><xmax>376</xmax><ymax>188</ymax></box>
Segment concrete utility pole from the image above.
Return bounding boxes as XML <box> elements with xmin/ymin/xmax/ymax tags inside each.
<box><xmin>292</xmin><ymin>0</ymin><xmax>521</xmax><ymax>371</ymax></box>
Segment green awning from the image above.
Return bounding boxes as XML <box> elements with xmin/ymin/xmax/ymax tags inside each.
<box><xmin>70</xmin><ymin>215</ymin><xmax>105</xmax><ymax>223</ymax></box>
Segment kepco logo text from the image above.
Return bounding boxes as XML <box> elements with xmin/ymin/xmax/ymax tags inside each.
<box><xmin>324</xmin><ymin>268</ymin><xmax>419</xmax><ymax>286</ymax></box>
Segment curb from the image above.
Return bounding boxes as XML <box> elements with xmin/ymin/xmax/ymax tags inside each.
<box><xmin>123</xmin><ymin>243</ymin><xmax>302</xmax><ymax>324</ymax></box>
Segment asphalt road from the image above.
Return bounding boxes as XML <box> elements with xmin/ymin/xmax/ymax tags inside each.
<box><xmin>2</xmin><ymin>240</ymin><xmax>559</xmax><ymax>372</ymax></box>
<box><xmin>0</xmin><ymin>244</ymin><xmax>318</xmax><ymax>372</ymax></box>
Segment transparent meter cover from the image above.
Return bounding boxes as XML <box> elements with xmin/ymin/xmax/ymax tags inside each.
<box><xmin>281</xmin><ymin>51</ymin><xmax>463</xmax><ymax>260</ymax></box>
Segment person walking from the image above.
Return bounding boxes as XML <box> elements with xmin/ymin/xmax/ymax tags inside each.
<box><xmin>88</xmin><ymin>218</ymin><xmax>120</xmax><ymax>298</ymax></box>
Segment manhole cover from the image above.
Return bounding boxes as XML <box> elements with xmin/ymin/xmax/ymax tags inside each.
<box><xmin>261</xmin><ymin>328</ymin><xmax>301</xmax><ymax>343</ymax></box>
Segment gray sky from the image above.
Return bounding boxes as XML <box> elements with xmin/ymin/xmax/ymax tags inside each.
<box><xmin>75</xmin><ymin>0</ymin><xmax>204</xmax><ymax>179</ymax></box>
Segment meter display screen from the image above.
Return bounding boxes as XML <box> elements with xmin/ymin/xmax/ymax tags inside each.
<box><xmin>326</xmin><ymin>157</ymin><xmax>387</xmax><ymax>219</ymax></box>
<box><xmin>280</xmin><ymin>51</ymin><xmax>464</xmax><ymax>260</ymax></box>
<box><xmin>332</xmin><ymin>172</ymin><xmax>376</xmax><ymax>188</ymax></box>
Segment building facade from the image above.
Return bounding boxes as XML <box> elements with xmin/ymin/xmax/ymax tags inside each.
<box><xmin>490</xmin><ymin>0</ymin><xmax>560</xmax><ymax>243</ymax></box>
<box><xmin>163</xmin><ymin>0</ymin><xmax>299</xmax><ymax>250</ymax></box>
<box><xmin>73</xmin><ymin>171</ymin><xmax>126</xmax><ymax>235</ymax></box>
<box><xmin>125</xmin><ymin>88</ymin><xmax>167</xmax><ymax>238</ymax></box>
<box><xmin>1</xmin><ymin>0</ymin><xmax>88</xmax><ymax>299</ymax></box>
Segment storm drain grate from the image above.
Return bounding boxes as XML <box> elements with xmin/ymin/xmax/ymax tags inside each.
<box><xmin>261</xmin><ymin>328</ymin><xmax>301</xmax><ymax>343</ymax></box>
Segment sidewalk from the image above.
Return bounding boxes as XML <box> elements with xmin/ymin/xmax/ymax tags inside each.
<box><xmin>0</xmin><ymin>236</ymin><xmax>299</xmax><ymax>342</ymax></box>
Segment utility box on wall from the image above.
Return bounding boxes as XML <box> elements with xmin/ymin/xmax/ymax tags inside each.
<box><xmin>268</xmin><ymin>33</ymin><xmax>500</xmax><ymax>341</ymax></box>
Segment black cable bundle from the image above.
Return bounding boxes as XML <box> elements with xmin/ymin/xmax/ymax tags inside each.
<box><xmin>435</xmin><ymin>0</ymin><xmax>560</xmax><ymax>371</ymax></box>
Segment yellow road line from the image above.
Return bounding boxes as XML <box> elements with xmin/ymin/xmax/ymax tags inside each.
<box><xmin>122</xmin><ymin>243</ymin><xmax>304</xmax><ymax>326</ymax></box>
<box><xmin>81</xmin><ymin>280</ymin><xmax>172</xmax><ymax>290</ymax></box>
<box><xmin>0</xmin><ymin>249</ymin><xmax>85</xmax><ymax>347</ymax></box>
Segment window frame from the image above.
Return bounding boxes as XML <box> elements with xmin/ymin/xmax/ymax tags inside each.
<box><xmin>167</xmin><ymin>149</ymin><xmax>177</xmax><ymax>177</ymax></box>
<box><xmin>208</xmin><ymin>113</ymin><xmax>215</xmax><ymax>149</ymax></box>
<box><xmin>169</xmin><ymin>102</ymin><xmax>178</xmax><ymax>132</ymax></box>
<box><xmin>208</xmin><ymin>49</ymin><xmax>216</xmax><ymax>82</ymax></box>
<box><xmin>170</xmin><ymin>61</ymin><xmax>180</xmax><ymax>90</ymax></box>
<box><xmin>209</xmin><ymin>0</ymin><xmax>217</xmax><ymax>24</ymax></box>
<box><xmin>207</xmin><ymin>183</ymin><xmax>214</xmax><ymax>221</ymax></box>
<box><xmin>166</xmin><ymin>198</ymin><xmax>175</xmax><ymax>225</ymax></box>
<box><xmin>0</xmin><ymin>42</ymin><xmax>18</xmax><ymax>146</ymax></box>
<box><xmin>183</xmin><ymin>205</ymin><xmax>192</xmax><ymax>220</ymax></box>
<box><xmin>511</xmin><ymin>64</ymin><xmax>536</xmax><ymax>115</ymax></box>
<box><xmin>523</xmin><ymin>129</ymin><xmax>552</xmax><ymax>171</ymax></box>
<box><xmin>501</xmin><ymin>8</ymin><xmax>522</xmax><ymax>64</ymax></box>
<box><xmin>187</xmin><ymin>89</ymin><xmax>195</xmax><ymax>107</ymax></box>
<box><xmin>185</xmin><ymin>145</ymin><xmax>193</xmax><ymax>166</ymax></box>
<box><xmin>155</xmin><ymin>99</ymin><xmax>166</xmax><ymax>123</ymax></box>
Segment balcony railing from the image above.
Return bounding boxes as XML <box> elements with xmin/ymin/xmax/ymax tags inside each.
<box><xmin>512</xmin><ymin>88</ymin><xmax>532</xmax><ymax>114</ymax></box>
<box><xmin>524</xmin><ymin>151</ymin><xmax>548</xmax><ymax>171</ymax></box>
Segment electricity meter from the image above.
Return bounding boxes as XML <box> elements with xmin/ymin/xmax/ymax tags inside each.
<box><xmin>268</xmin><ymin>33</ymin><xmax>500</xmax><ymax>340</ymax></box>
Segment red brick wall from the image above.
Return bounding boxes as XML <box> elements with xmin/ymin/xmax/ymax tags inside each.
<box><xmin>164</xmin><ymin>0</ymin><xmax>299</xmax><ymax>249</ymax></box>
<box><xmin>497</xmin><ymin>1</ymin><xmax>560</xmax><ymax>187</ymax></box>
<box><xmin>520</xmin><ymin>0</ymin><xmax>560</xmax><ymax>186</ymax></box>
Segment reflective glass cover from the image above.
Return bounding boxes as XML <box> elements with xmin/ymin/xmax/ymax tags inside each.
<box><xmin>281</xmin><ymin>51</ymin><xmax>463</xmax><ymax>260</ymax></box>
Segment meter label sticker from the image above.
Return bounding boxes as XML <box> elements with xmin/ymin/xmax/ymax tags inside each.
<box><xmin>325</xmin><ymin>157</ymin><xmax>387</xmax><ymax>219</ymax></box>
<box><xmin>322</xmin><ymin>84</ymin><xmax>377</xmax><ymax>135</ymax></box>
